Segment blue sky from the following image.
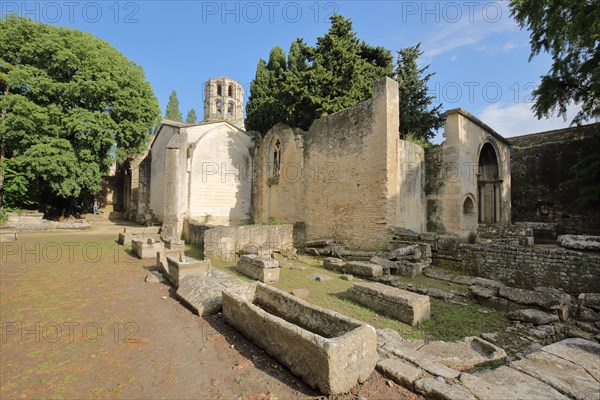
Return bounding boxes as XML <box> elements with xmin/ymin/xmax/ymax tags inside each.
<box><xmin>1</xmin><ymin>1</ymin><xmax>583</xmax><ymax>140</ymax></box>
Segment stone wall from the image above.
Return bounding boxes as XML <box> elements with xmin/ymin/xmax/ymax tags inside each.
<box><xmin>253</xmin><ymin>78</ymin><xmax>425</xmax><ymax>250</ymax></box>
<box><xmin>204</xmin><ymin>224</ymin><xmax>294</xmax><ymax>261</ymax></box>
<box><xmin>510</xmin><ymin>123</ymin><xmax>600</xmax><ymax>235</ymax></box>
<box><xmin>425</xmin><ymin>109</ymin><xmax>511</xmax><ymax>238</ymax></box>
<box><xmin>389</xmin><ymin>227</ymin><xmax>600</xmax><ymax>294</ymax></box>
<box><xmin>452</xmin><ymin>242</ymin><xmax>600</xmax><ymax>294</ymax></box>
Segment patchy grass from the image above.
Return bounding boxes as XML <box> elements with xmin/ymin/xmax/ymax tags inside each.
<box><xmin>203</xmin><ymin>250</ymin><xmax>509</xmax><ymax>342</ymax></box>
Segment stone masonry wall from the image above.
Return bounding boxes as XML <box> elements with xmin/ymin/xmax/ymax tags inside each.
<box><xmin>510</xmin><ymin>123</ymin><xmax>600</xmax><ymax>235</ymax></box>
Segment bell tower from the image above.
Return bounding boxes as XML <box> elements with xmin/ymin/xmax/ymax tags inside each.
<box><xmin>203</xmin><ymin>77</ymin><xmax>245</xmax><ymax>130</ymax></box>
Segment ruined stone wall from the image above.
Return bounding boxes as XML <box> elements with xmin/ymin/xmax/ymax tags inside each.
<box><xmin>452</xmin><ymin>243</ymin><xmax>600</xmax><ymax>294</ymax></box>
<box><xmin>425</xmin><ymin>109</ymin><xmax>511</xmax><ymax>238</ymax></box>
<box><xmin>252</xmin><ymin>78</ymin><xmax>421</xmax><ymax>250</ymax></box>
<box><xmin>510</xmin><ymin>123</ymin><xmax>600</xmax><ymax>235</ymax></box>
<box><xmin>149</xmin><ymin>125</ymin><xmax>178</xmax><ymax>221</ymax></box>
<box><xmin>204</xmin><ymin>224</ymin><xmax>294</xmax><ymax>261</ymax></box>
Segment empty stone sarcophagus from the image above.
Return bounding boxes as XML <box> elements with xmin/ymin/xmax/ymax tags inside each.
<box><xmin>166</xmin><ymin>255</ymin><xmax>211</xmax><ymax>287</ymax></box>
<box><xmin>223</xmin><ymin>283</ymin><xmax>378</xmax><ymax>394</ymax></box>
<box><xmin>132</xmin><ymin>238</ymin><xmax>164</xmax><ymax>259</ymax></box>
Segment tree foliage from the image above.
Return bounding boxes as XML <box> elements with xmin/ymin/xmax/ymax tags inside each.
<box><xmin>185</xmin><ymin>108</ymin><xmax>197</xmax><ymax>124</ymax></box>
<box><xmin>0</xmin><ymin>15</ymin><xmax>160</xmax><ymax>210</ymax></box>
<box><xmin>245</xmin><ymin>14</ymin><xmax>394</xmax><ymax>134</ymax></box>
<box><xmin>165</xmin><ymin>90</ymin><xmax>182</xmax><ymax>122</ymax></box>
<box><xmin>395</xmin><ymin>44</ymin><xmax>444</xmax><ymax>141</ymax></box>
<box><xmin>509</xmin><ymin>0</ymin><xmax>600</xmax><ymax>124</ymax></box>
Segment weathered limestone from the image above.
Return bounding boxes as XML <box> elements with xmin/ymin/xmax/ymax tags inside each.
<box><xmin>415</xmin><ymin>337</ymin><xmax>507</xmax><ymax>371</ymax></box>
<box><xmin>176</xmin><ymin>269</ymin><xmax>255</xmax><ymax>316</ymax></box>
<box><xmin>223</xmin><ymin>283</ymin><xmax>378</xmax><ymax>394</ymax></box>
<box><xmin>132</xmin><ymin>238</ymin><xmax>164</xmax><ymax>259</ymax></box>
<box><xmin>376</xmin><ymin>358</ymin><xmax>423</xmax><ymax>390</ymax></box>
<box><xmin>145</xmin><ymin>270</ymin><xmax>165</xmax><ymax>283</ymax></box>
<box><xmin>507</xmin><ymin>308</ymin><xmax>560</xmax><ymax>325</ymax></box>
<box><xmin>118</xmin><ymin>230</ymin><xmax>132</xmax><ymax>245</ymax></box>
<box><xmin>414</xmin><ymin>377</ymin><xmax>477</xmax><ymax>400</ymax></box>
<box><xmin>204</xmin><ymin>224</ymin><xmax>293</xmax><ymax>261</ymax></box>
<box><xmin>458</xmin><ymin>373</ymin><xmax>519</xmax><ymax>400</ymax></box>
<box><xmin>476</xmin><ymin>366</ymin><xmax>568</xmax><ymax>400</ymax></box>
<box><xmin>236</xmin><ymin>254</ymin><xmax>280</xmax><ymax>283</ymax></box>
<box><xmin>323</xmin><ymin>257</ymin><xmax>383</xmax><ymax>278</ymax></box>
<box><xmin>510</xmin><ymin>351</ymin><xmax>599</xmax><ymax>400</ymax></box>
<box><xmin>540</xmin><ymin>338</ymin><xmax>600</xmax><ymax>381</ymax></box>
<box><xmin>347</xmin><ymin>282</ymin><xmax>430</xmax><ymax>326</ymax></box>
<box><xmin>557</xmin><ymin>234</ymin><xmax>600</xmax><ymax>251</ymax></box>
<box><xmin>166</xmin><ymin>255</ymin><xmax>211</xmax><ymax>287</ymax></box>
<box><xmin>164</xmin><ymin>237</ymin><xmax>185</xmax><ymax>251</ymax></box>
<box><xmin>156</xmin><ymin>249</ymin><xmax>185</xmax><ymax>274</ymax></box>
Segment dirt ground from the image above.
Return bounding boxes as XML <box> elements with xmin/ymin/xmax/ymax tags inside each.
<box><xmin>0</xmin><ymin>231</ymin><xmax>422</xmax><ymax>400</ymax></box>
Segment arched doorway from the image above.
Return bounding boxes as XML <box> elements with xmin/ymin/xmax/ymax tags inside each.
<box><xmin>477</xmin><ymin>142</ymin><xmax>502</xmax><ymax>224</ymax></box>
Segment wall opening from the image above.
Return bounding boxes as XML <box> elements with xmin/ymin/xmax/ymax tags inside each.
<box><xmin>216</xmin><ymin>100</ymin><xmax>222</xmax><ymax>115</ymax></box>
<box><xmin>463</xmin><ymin>197</ymin><xmax>475</xmax><ymax>214</ymax></box>
<box><xmin>269</xmin><ymin>138</ymin><xmax>282</xmax><ymax>177</ymax></box>
<box><xmin>227</xmin><ymin>102</ymin><xmax>234</xmax><ymax>116</ymax></box>
<box><xmin>217</xmin><ymin>83</ymin><xmax>222</xmax><ymax>96</ymax></box>
<box><xmin>478</xmin><ymin>142</ymin><xmax>502</xmax><ymax>224</ymax></box>
<box><xmin>228</xmin><ymin>85</ymin><xmax>234</xmax><ymax>97</ymax></box>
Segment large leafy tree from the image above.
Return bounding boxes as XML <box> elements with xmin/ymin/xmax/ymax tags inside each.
<box><xmin>0</xmin><ymin>15</ymin><xmax>160</xmax><ymax>211</ymax></box>
<box><xmin>395</xmin><ymin>44</ymin><xmax>444</xmax><ymax>142</ymax></box>
<box><xmin>245</xmin><ymin>14</ymin><xmax>394</xmax><ymax>134</ymax></box>
<box><xmin>509</xmin><ymin>0</ymin><xmax>599</xmax><ymax>124</ymax></box>
<box><xmin>165</xmin><ymin>90</ymin><xmax>182</xmax><ymax>122</ymax></box>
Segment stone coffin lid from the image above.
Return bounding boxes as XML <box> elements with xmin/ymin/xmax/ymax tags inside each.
<box><xmin>239</xmin><ymin>254</ymin><xmax>279</xmax><ymax>269</ymax></box>
<box><xmin>352</xmin><ymin>282</ymin><xmax>430</xmax><ymax>306</ymax></box>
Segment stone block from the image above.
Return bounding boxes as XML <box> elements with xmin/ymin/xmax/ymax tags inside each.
<box><xmin>507</xmin><ymin>308</ymin><xmax>560</xmax><ymax>325</ymax></box>
<box><xmin>376</xmin><ymin>358</ymin><xmax>422</xmax><ymax>390</ymax></box>
<box><xmin>238</xmin><ymin>243</ymin><xmax>272</xmax><ymax>257</ymax></box>
<box><xmin>557</xmin><ymin>234</ymin><xmax>600</xmax><ymax>251</ymax></box>
<box><xmin>145</xmin><ymin>271</ymin><xmax>165</xmax><ymax>283</ymax></box>
<box><xmin>540</xmin><ymin>338</ymin><xmax>600</xmax><ymax>381</ymax></box>
<box><xmin>459</xmin><ymin>373</ymin><xmax>519</xmax><ymax>400</ymax></box>
<box><xmin>414</xmin><ymin>378</ymin><xmax>477</xmax><ymax>400</ymax></box>
<box><xmin>510</xmin><ymin>349</ymin><xmax>599</xmax><ymax>400</ymax></box>
<box><xmin>578</xmin><ymin>293</ymin><xmax>600</xmax><ymax>311</ymax></box>
<box><xmin>223</xmin><ymin>283</ymin><xmax>378</xmax><ymax>394</ymax></box>
<box><xmin>164</xmin><ymin>237</ymin><xmax>185</xmax><ymax>251</ymax></box>
<box><xmin>344</xmin><ymin>261</ymin><xmax>383</xmax><ymax>278</ymax></box>
<box><xmin>176</xmin><ymin>269</ymin><xmax>255</xmax><ymax>316</ymax></box>
<box><xmin>132</xmin><ymin>238</ymin><xmax>164</xmax><ymax>259</ymax></box>
<box><xmin>499</xmin><ymin>286</ymin><xmax>568</xmax><ymax>310</ymax></box>
<box><xmin>156</xmin><ymin>249</ymin><xmax>185</xmax><ymax>274</ymax></box>
<box><xmin>117</xmin><ymin>231</ymin><xmax>133</xmax><ymax>245</ymax></box>
<box><xmin>236</xmin><ymin>254</ymin><xmax>280</xmax><ymax>283</ymax></box>
<box><xmin>322</xmin><ymin>257</ymin><xmax>345</xmax><ymax>271</ymax></box>
<box><xmin>416</xmin><ymin>336</ymin><xmax>506</xmax><ymax>371</ymax></box>
<box><xmin>469</xmin><ymin>285</ymin><xmax>498</xmax><ymax>299</ymax></box>
<box><xmin>166</xmin><ymin>255</ymin><xmax>211</xmax><ymax>287</ymax></box>
<box><xmin>370</xmin><ymin>256</ymin><xmax>398</xmax><ymax>274</ymax></box>
<box><xmin>347</xmin><ymin>282</ymin><xmax>430</xmax><ymax>326</ymax></box>
<box><xmin>476</xmin><ymin>366</ymin><xmax>567</xmax><ymax>400</ymax></box>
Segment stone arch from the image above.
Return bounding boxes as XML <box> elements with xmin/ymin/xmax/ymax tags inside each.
<box><xmin>216</xmin><ymin>83</ymin><xmax>222</xmax><ymax>96</ymax></box>
<box><xmin>216</xmin><ymin>100</ymin><xmax>222</xmax><ymax>115</ymax></box>
<box><xmin>463</xmin><ymin>195</ymin><xmax>475</xmax><ymax>214</ymax></box>
<box><xmin>228</xmin><ymin>84</ymin><xmax>234</xmax><ymax>97</ymax></box>
<box><xmin>227</xmin><ymin>101</ymin><xmax>234</xmax><ymax>116</ymax></box>
<box><xmin>477</xmin><ymin>139</ymin><xmax>502</xmax><ymax>224</ymax></box>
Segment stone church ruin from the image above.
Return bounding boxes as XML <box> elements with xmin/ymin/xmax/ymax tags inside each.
<box><xmin>109</xmin><ymin>75</ymin><xmax>600</xmax><ymax>398</ymax></box>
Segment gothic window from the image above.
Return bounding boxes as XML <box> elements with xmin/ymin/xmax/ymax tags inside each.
<box><xmin>216</xmin><ymin>100</ymin><xmax>222</xmax><ymax>115</ymax></box>
<box><xmin>272</xmin><ymin>139</ymin><xmax>281</xmax><ymax>177</ymax></box>
<box><xmin>463</xmin><ymin>197</ymin><xmax>475</xmax><ymax>214</ymax></box>
<box><xmin>228</xmin><ymin>85</ymin><xmax>234</xmax><ymax>97</ymax></box>
<box><xmin>217</xmin><ymin>83</ymin><xmax>222</xmax><ymax>96</ymax></box>
<box><xmin>227</xmin><ymin>102</ymin><xmax>234</xmax><ymax>116</ymax></box>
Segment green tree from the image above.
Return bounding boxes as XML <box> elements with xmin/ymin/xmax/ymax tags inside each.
<box><xmin>186</xmin><ymin>108</ymin><xmax>197</xmax><ymax>124</ymax></box>
<box><xmin>510</xmin><ymin>0</ymin><xmax>600</xmax><ymax>124</ymax></box>
<box><xmin>245</xmin><ymin>14</ymin><xmax>394</xmax><ymax>134</ymax></box>
<box><xmin>165</xmin><ymin>90</ymin><xmax>182</xmax><ymax>121</ymax></box>
<box><xmin>0</xmin><ymin>15</ymin><xmax>160</xmax><ymax>211</ymax></box>
<box><xmin>395</xmin><ymin>44</ymin><xmax>444</xmax><ymax>141</ymax></box>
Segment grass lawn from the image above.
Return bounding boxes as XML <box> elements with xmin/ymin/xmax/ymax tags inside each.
<box><xmin>203</xmin><ymin>248</ymin><xmax>510</xmax><ymax>342</ymax></box>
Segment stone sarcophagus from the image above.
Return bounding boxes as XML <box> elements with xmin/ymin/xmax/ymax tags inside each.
<box><xmin>236</xmin><ymin>254</ymin><xmax>280</xmax><ymax>283</ymax></box>
<box><xmin>223</xmin><ymin>283</ymin><xmax>378</xmax><ymax>394</ymax></box>
<box><xmin>132</xmin><ymin>238</ymin><xmax>164</xmax><ymax>259</ymax></box>
<box><xmin>347</xmin><ymin>282</ymin><xmax>430</xmax><ymax>326</ymax></box>
<box><xmin>166</xmin><ymin>255</ymin><xmax>211</xmax><ymax>287</ymax></box>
